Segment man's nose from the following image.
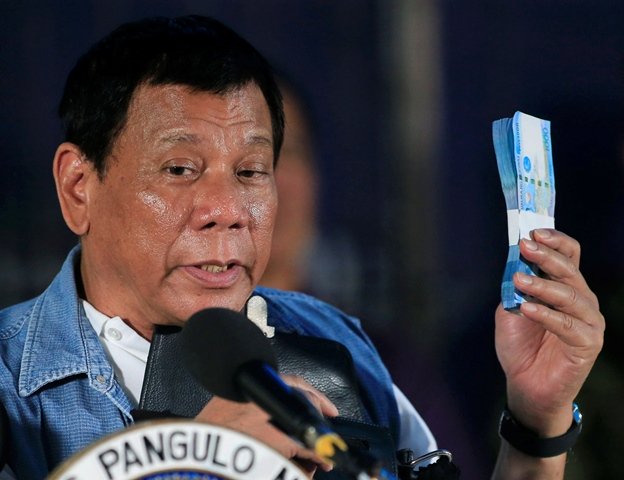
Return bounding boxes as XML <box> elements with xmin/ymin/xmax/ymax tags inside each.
<box><xmin>191</xmin><ymin>176</ymin><xmax>249</xmax><ymax>231</ymax></box>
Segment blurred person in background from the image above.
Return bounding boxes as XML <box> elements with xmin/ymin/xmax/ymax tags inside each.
<box><xmin>260</xmin><ymin>77</ymin><xmax>361</xmax><ymax>312</ymax></box>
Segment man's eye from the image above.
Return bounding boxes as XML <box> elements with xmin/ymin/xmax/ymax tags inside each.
<box><xmin>238</xmin><ymin>163</ymin><xmax>271</xmax><ymax>179</ymax></box>
<box><xmin>238</xmin><ymin>169</ymin><xmax>264</xmax><ymax>178</ymax></box>
<box><xmin>166</xmin><ymin>165</ymin><xmax>192</xmax><ymax>176</ymax></box>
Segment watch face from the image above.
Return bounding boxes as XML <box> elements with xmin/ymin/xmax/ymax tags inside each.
<box><xmin>573</xmin><ymin>403</ymin><xmax>582</xmax><ymax>424</ymax></box>
<box><xmin>48</xmin><ymin>420</ymin><xmax>308</xmax><ymax>480</ymax></box>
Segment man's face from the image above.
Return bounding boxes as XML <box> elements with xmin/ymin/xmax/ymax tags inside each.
<box><xmin>79</xmin><ymin>83</ymin><xmax>277</xmax><ymax>337</ymax></box>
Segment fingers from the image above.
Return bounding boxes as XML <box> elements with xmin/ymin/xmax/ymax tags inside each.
<box><xmin>517</xmin><ymin>298</ymin><xmax>604</xmax><ymax>349</ymax></box>
<box><xmin>519</xmin><ymin>230</ymin><xmax>597</xmax><ymax>306</ymax></box>
<box><xmin>282</xmin><ymin>375</ymin><xmax>339</xmax><ymax>417</ymax></box>
<box><xmin>514</xmin><ymin>272</ymin><xmax>598</xmax><ymax>323</ymax></box>
<box><xmin>512</xmin><ymin>228</ymin><xmax>605</xmax><ymax>347</ymax></box>
<box><xmin>292</xmin><ymin>447</ymin><xmax>334</xmax><ymax>474</ymax></box>
<box><xmin>520</xmin><ymin>236</ymin><xmax>580</xmax><ymax>283</ymax></box>
<box><xmin>530</xmin><ymin>229</ymin><xmax>581</xmax><ymax>266</ymax></box>
<box><xmin>514</xmin><ymin>272</ymin><xmax>604</xmax><ymax>326</ymax></box>
<box><xmin>513</xmin><ymin>270</ymin><xmax>605</xmax><ymax>350</ymax></box>
<box><xmin>196</xmin><ymin>396</ymin><xmax>270</xmax><ymax>427</ymax></box>
<box><xmin>196</xmin><ymin>396</ymin><xmax>332</xmax><ymax>475</ymax></box>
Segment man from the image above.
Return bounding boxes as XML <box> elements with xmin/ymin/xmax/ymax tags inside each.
<box><xmin>0</xmin><ymin>15</ymin><xmax>604</xmax><ymax>479</ymax></box>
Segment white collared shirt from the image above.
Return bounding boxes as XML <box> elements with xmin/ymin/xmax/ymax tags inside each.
<box><xmin>82</xmin><ymin>300</ymin><xmax>150</xmax><ymax>406</ymax></box>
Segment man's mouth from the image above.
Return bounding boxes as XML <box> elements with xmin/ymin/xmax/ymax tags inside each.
<box><xmin>199</xmin><ymin>264</ymin><xmax>231</xmax><ymax>273</ymax></box>
<box><xmin>183</xmin><ymin>262</ymin><xmax>241</xmax><ymax>287</ymax></box>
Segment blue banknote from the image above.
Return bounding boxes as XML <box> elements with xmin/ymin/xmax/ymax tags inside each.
<box><xmin>493</xmin><ymin>112</ymin><xmax>556</xmax><ymax>310</ymax></box>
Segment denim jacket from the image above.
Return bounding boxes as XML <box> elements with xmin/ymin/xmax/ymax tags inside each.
<box><xmin>0</xmin><ymin>246</ymin><xmax>400</xmax><ymax>478</ymax></box>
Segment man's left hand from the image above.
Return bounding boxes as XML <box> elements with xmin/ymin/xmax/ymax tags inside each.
<box><xmin>495</xmin><ymin>228</ymin><xmax>604</xmax><ymax>435</ymax></box>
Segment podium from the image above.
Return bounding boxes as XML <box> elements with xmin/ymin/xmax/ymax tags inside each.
<box><xmin>48</xmin><ymin>420</ymin><xmax>308</xmax><ymax>480</ymax></box>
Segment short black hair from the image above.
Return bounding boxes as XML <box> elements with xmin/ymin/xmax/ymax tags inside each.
<box><xmin>59</xmin><ymin>15</ymin><xmax>284</xmax><ymax>176</ymax></box>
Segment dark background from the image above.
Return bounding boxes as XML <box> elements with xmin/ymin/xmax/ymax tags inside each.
<box><xmin>2</xmin><ymin>1</ymin><xmax>624</xmax><ymax>478</ymax></box>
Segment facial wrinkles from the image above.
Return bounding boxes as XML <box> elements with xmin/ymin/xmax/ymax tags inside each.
<box><xmin>191</xmin><ymin>118</ymin><xmax>256</xmax><ymax>157</ymax></box>
<box><xmin>132</xmin><ymin>86</ymin><xmax>271</xmax><ymax>170</ymax></box>
<box><xmin>134</xmin><ymin>85</ymin><xmax>189</xmax><ymax>142</ymax></box>
<box><xmin>206</xmin><ymin>87</ymin><xmax>271</xmax><ymax>150</ymax></box>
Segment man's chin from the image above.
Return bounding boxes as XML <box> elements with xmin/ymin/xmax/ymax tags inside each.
<box><xmin>170</xmin><ymin>295</ymin><xmax>251</xmax><ymax>324</ymax></box>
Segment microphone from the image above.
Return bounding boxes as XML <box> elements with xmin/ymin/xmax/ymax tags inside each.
<box><xmin>180</xmin><ymin>307</ymin><xmax>394</xmax><ymax>480</ymax></box>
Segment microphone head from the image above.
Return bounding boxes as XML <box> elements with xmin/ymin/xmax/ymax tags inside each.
<box><xmin>180</xmin><ymin>307</ymin><xmax>277</xmax><ymax>402</ymax></box>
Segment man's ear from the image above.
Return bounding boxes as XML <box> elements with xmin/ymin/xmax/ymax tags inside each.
<box><xmin>53</xmin><ymin>142</ymin><xmax>97</xmax><ymax>236</ymax></box>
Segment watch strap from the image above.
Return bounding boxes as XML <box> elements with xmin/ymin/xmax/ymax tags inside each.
<box><xmin>498</xmin><ymin>403</ymin><xmax>582</xmax><ymax>458</ymax></box>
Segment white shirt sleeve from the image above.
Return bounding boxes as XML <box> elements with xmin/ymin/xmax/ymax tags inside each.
<box><xmin>393</xmin><ymin>384</ymin><xmax>437</xmax><ymax>455</ymax></box>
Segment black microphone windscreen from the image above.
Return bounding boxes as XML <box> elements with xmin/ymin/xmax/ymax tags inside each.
<box><xmin>180</xmin><ymin>307</ymin><xmax>277</xmax><ymax>402</ymax></box>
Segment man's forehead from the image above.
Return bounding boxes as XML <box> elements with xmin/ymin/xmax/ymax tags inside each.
<box><xmin>122</xmin><ymin>83</ymin><xmax>273</xmax><ymax>141</ymax></box>
<box><xmin>156</xmin><ymin>130</ymin><xmax>273</xmax><ymax>150</ymax></box>
<box><xmin>131</xmin><ymin>82</ymin><xmax>269</xmax><ymax>110</ymax></box>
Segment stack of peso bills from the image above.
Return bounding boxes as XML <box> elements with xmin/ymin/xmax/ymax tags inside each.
<box><xmin>493</xmin><ymin>112</ymin><xmax>556</xmax><ymax>310</ymax></box>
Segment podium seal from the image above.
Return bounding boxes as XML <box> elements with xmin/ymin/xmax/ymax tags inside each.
<box><xmin>48</xmin><ymin>420</ymin><xmax>308</xmax><ymax>480</ymax></box>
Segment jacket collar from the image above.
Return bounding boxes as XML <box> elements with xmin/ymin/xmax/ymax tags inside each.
<box><xmin>18</xmin><ymin>245</ymin><xmax>118</xmax><ymax>398</ymax></box>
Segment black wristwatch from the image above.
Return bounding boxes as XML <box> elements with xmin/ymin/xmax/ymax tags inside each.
<box><xmin>498</xmin><ymin>403</ymin><xmax>582</xmax><ymax>458</ymax></box>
